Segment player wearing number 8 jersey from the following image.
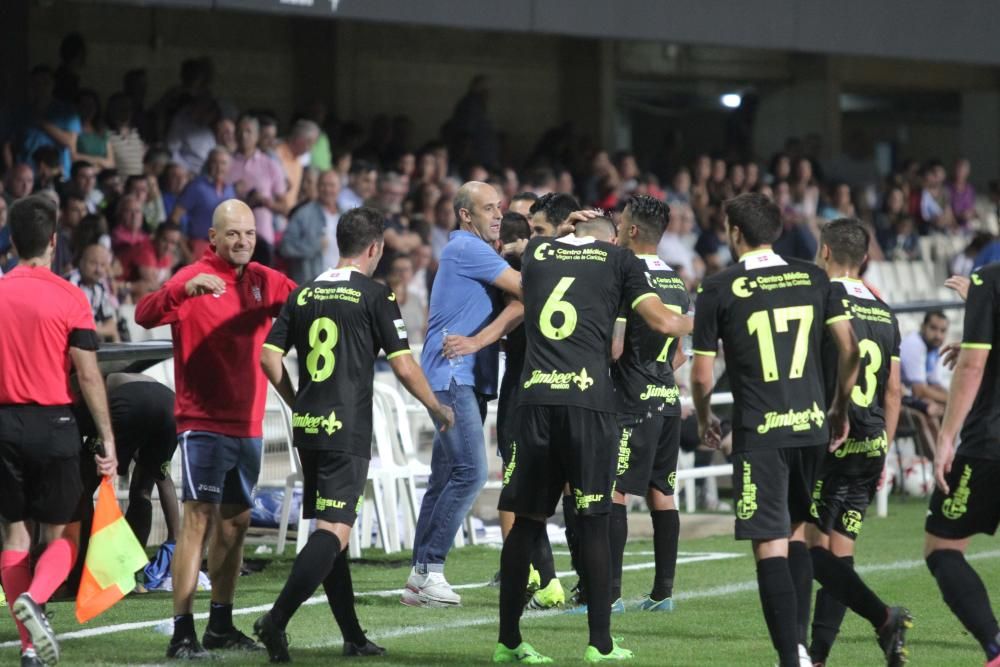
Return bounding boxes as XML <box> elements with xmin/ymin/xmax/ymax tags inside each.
<box><xmin>925</xmin><ymin>262</ymin><xmax>1000</xmax><ymax>667</ymax></box>
<box><xmin>253</xmin><ymin>207</ymin><xmax>454</xmax><ymax>662</ymax></box>
<box><xmin>807</xmin><ymin>218</ymin><xmax>911</xmax><ymax>667</ymax></box>
<box><xmin>495</xmin><ymin>214</ymin><xmax>692</xmax><ymax>664</ymax></box>
<box><xmin>691</xmin><ymin>193</ymin><xmax>860</xmax><ymax>667</ymax></box>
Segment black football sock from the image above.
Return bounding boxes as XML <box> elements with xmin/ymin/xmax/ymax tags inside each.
<box><xmin>578</xmin><ymin>514</ymin><xmax>612</xmax><ymax>654</ymax></box>
<box><xmin>756</xmin><ymin>557</ymin><xmax>801</xmax><ymax>667</ymax></box>
<box><xmin>323</xmin><ymin>552</ymin><xmax>367</xmax><ymax>645</ymax></box>
<box><xmin>207</xmin><ymin>602</ymin><xmax>234</xmax><ymax>634</ymax></box>
<box><xmin>172</xmin><ymin>613</ymin><xmax>196</xmax><ymax>642</ymax></box>
<box><xmin>927</xmin><ymin>549</ymin><xmax>1000</xmax><ymax>659</ymax></box>
<box><xmin>563</xmin><ymin>496</ymin><xmax>585</xmax><ymax>591</ymax></box>
<box><xmin>530</xmin><ymin>527</ymin><xmax>556</xmax><ymax>588</ymax></box>
<box><xmin>609</xmin><ymin>504</ymin><xmax>628</xmax><ymax>602</ymax></box>
<box><xmin>124</xmin><ymin>491</ymin><xmax>154</xmax><ymax>549</ymax></box>
<box><xmin>499</xmin><ymin>517</ymin><xmax>544</xmax><ymax>649</ymax></box>
<box><xmin>810</xmin><ymin>583</ymin><xmax>848</xmax><ymax>664</ymax></box>
<box><xmin>788</xmin><ymin>541</ymin><xmax>813</xmax><ymax>646</ymax></box>
<box><xmin>271</xmin><ymin>529</ymin><xmax>341</xmax><ymax>630</ymax></box>
<box><xmin>650</xmin><ymin>509</ymin><xmax>679</xmax><ymax>600</ymax></box>
<box><xmin>810</xmin><ymin>547</ymin><xmax>887</xmax><ymax>629</ymax></box>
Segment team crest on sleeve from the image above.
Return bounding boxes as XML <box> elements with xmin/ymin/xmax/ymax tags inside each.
<box><xmin>394</xmin><ymin>319</ymin><xmax>408</xmax><ymax>340</ymax></box>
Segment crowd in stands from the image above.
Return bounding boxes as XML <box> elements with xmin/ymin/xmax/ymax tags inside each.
<box><xmin>2</xmin><ymin>35</ymin><xmax>998</xmax><ymax>347</ymax></box>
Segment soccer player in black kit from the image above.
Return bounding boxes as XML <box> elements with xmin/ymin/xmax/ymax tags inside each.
<box><xmin>808</xmin><ymin>218</ymin><xmax>911</xmax><ymax>666</ymax></box>
<box><xmin>925</xmin><ymin>261</ymin><xmax>1000</xmax><ymax>667</ymax></box>
<box><xmin>253</xmin><ymin>207</ymin><xmax>454</xmax><ymax>663</ymax></box>
<box><xmin>609</xmin><ymin>196</ymin><xmax>691</xmax><ymax>612</ymax></box>
<box><xmin>494</xmin><ymin>213</ymin><xmax>691</xmax><ymax>664</ymax></box>
<box><xmin>690</xmin><ymin>193</ymin><xmax>860</xmax><ymax>667</ymax></box>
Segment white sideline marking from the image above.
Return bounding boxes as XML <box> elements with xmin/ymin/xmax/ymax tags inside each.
<box><xmin>0</xmin><ymin>551</ymin><xmax>738</xmax><ymax>649</ymax></box>
<box><xmin>6</xmin><ymin>548</ymin><xmax>999</xmax><ymax>652</ymax></box>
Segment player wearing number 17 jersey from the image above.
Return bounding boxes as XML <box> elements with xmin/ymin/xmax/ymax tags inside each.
<box><xmin>925</xmin><ymin>262</ymin><xmax>1000</xmax><ymax>667</ymax></box>
<box><xmin>495</xmin><ymin>214</ymin><xmax>692</xmax><ymax>664</ymax></box>
<box><xmin>808</xmin><ymin>218</ymin><xmax>911</xmax><ymax>667</ymax></box>
<box><xmin>691</xmin><ymin>193</ymin><xmax>860</xmax><ymax>667</ymax></box>
<box><xmin>253</xmin><ymin>207</ymin><xmax>454</xmax><ymax>663</ymax></box>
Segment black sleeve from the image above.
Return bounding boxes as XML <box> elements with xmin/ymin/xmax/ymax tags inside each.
<box><xmin>821</xmin><ymin>274</ymin><xmax>851</xmax><ymax>326</ymax></box>
<box><xmin>692</xmin><ymin>281</ymin><xmax>721</xmax><ymax>356</ymax></box>
<box><xmin>264</xmin><ymin>296</ymin><xmax>294</xmax><ymax>355</ymax></box>
<box><xmin>620</xmin><ymin>252</ymin><xmax>658</xmax><ymax>312</ymax></box>
<box><xmin>69</xmin><ymin>328</ymin><xmax>100</xmax><ymax>351</ymax></box>
<box><xmin>373</xmin><ymin>287</ymin><xmax>411</xmax><ymax>359</ymax></box>
<box><xmin>962</xmin><ymin>269</ymin><xmax>997</xmax><ymax>350</ymax></box>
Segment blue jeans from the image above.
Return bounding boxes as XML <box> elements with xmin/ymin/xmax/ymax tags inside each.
<box><xmin>411</xmin><ymin>380</ymin><xmax>488</xmax><ymax>572</ymax></box>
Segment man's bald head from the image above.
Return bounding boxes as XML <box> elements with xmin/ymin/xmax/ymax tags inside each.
<box><xmin>454</xmin><ymin>181</ymin><xmax>502</xmax><ymax>242</ymax></box>
<box><xmin>210</xmin><ymin>199</ymin><xmax>256</xmax><ymax>268</ymax></box>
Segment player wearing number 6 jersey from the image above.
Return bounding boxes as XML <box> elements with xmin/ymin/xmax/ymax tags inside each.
<box><xmin>254</xmin><ymin>207</ymin><xmax>454</xmax><ymax>663</ymax></box>
<box><xmin>691</xmin><ymin>193</ymin><xmax>860</xmax><ymax>667</ymax></box>
<box><xmin>495</xmin><ymin>214</ymin><xmax>691</xmax><ymax>664</ymax></box>
<box><xmin>808</xmin><ymin>218</ymin><xmax>911</xmax><ymax>667</ymax></box>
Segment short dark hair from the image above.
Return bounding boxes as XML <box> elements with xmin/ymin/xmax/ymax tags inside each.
<box><xmin>500</xmin><ymin>212</ymin><xmax>530</xmax><ymax>245</ymax></box>
<box><xmin>624</xmin><ymin>195</ymin><xmax>670</xmax><ymax>244</ymax></box>
<box><xmin>61</xmin><ymin>188</ymin><xmax>85</xmax><ymax>209</ymax></box>
<box><xmin>723</xmin><ymin>192</ymin><xmax>782</xmax><ymax>247</ymax></box>
<box><xmin>529</xmin><ymin>192</ymin><xmax>580</xmax><ymax>226</ymax></box>
<box><xmin>349</xmin><ymin>159</ymin><xmax>376</xmax><ymax>177</ymax></box>
<box><xmin>9</xmin><ymin>195</ymin><xmax>58</xmax><ymax>260</ymax></box>
<box><xmin>337</xmin><ymin>206</ymin><xmax>384</xmax><ymax>257</ymax></box>
<box><xmin>155</xmin><ymin>221</ymin><xmax>181</xmax><ymax>239</ymax></box>
<box><xmin>71</xmin><ymin>160</ymin><xmax>95</xmax><ymax>180</ymax></box>
<box><xmin>511</xmin><ymin>191</ymin><xmax>538</xmax><ymax>206</ymax></box>
<box><xmin>527</xmin><ymin>167</ymin><xmax>555</xmax><ymax>190</ymax></box>
<box><xmin>820</xmin><ymin>218</ymin><xmax>869</xmax><ymax>269</ymax></box>
<box><xmin>33</xmin><ymin>145</ymin><xmax>61</xmax><ymax>170</ymax></box>
<box><xmin>124</xmin><ymin>174</ymin><xmax>146</xmax><ymax>193</ymax></box>
<box><xmin>923</xmin><ymin>310</ymin><xmax>947</xmax><ymax>326</ymax></box>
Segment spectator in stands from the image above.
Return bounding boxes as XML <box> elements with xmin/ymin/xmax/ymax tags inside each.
<box><xmin>276</xmin><ymin>119</ymin><xmax>319</xmax><ymax>212</ymax></box>
<box><xmin>67</xmin><ymin>243</ymin><xmax>120</xmax><ymax>342</ymax></box>
<box><xmin>71</xmin><ymin>213</ymin><xmax>111</xmax><ymax>265</ymax></box>
<box><xmin>303</xmin><ymin>101</ymin><xmax>333</xmax><ymax>172</ymax></box>
<box><xmin>950</xmin><ymin>232</ymin><xmax>993</xmax><ymax>277</ymax></box>
<box><xmin>31</xmin><ymin>146</ymin><xmax>64</xmax><ymax>193</ymax></box>
<box><xmin>160</xmin><ymin>162</ymin><xmax>188</xmax><ymax>223</ymax></box>
<box><xmin>790</xmin><ymin>157</ymin><xmax>820</xmax><ymax>218</ymax></box>
<box><xmin>4</xmin><ymin>164</ymin><xmax>34</xmax><ymax>204</ymax></box>
<box><xmin>768</xmin><ymin>152</ymin><xmax>791</xmax><ymax>184</ymax></box>
<box><xmin>123</xmin><ymin>68</ymin><xmax>155</xmax><ymax>143</ymax></box>
<box><xmin>900</xmin><ymin>311</ymin><xmax>950</xmax><ymax>414</ymax></box>
<box><xmin>695</xmin><ymin>206</ymin><xmax>732</xmax><ymax>275</ymax></box>
<box><xmin>447</xmin><ymin>75</ymin><xmax>498</xmax><ymax>169</ymax></box>
<box><xmin>213</xmin><ymin>117</ymin><xmax>237</xmax><ymax>155</ymax></box>
<box><xmin>387</xmin><ymin>253</ymin><xmax>427</xmax><ymax>345</ymax></box>
<box><xmin>70</xmin><ymin>160</ymin><xmax>100</xmax><ymax>212</ymax></box>
<box><xmin>123</xmin><ymin>221</ymin><xmax>181</xmax><ymax>299</ymax></box>
<box><xmin>166</xmin><ymin>95</ymin><xmax>218</xmax><ymax>175</ymax></box>
<box><xmin>666</xmin><ymin>167</ymin><xmax>692</xmax><ymax>205</ymax></box>
<box><xmin>972</xmin><ymin>230</ymin><xmax>1000</xmax><ymax>271</ymax></box>
<box><xmin>657</xmin><ymin>201</ymin><xmax>702</xmax><ymax>287</ymax></box>
<box><xmin>297</xmin><ymin>166</ymin><xmax>320</xmax><ymax>211</ymax></box>
<box><xmin>123</xmin><ymin>174</ymin><xmax>161</xmax><ymax>229</ymax></box>
<box><xmin>169</xmin><ymin>147</ymin><xmax>233</xmax><ymax>259</ymax></box>
<box><xmin>280</xmin><ymin>170</ymin><xmax>340</xmax><ymax>284</ymax></box>
<box><xmin>743</xmin><ymin>161</ymin><xmax>761</xmax><ymax>192</ymax></box>
<box><xmin>820</xmin><ymin>182</ymin><xmax>856</xmax><ymax>220</ymax></box>
<box><xmin>106</xmin><ymin>93</ymin><xmax>146</xmax><ymax>178</ymax></box>
<box><xmin>229</xmin><ymin>115</ymin><xmax>288</xmax><ymax>267</ymax></box>
<box><xmin>338</xmin><ymin>159</ymin><xmax>377</xmax><ymax>212</ymax></box>
<box><xmin>527</xmin><ymin>167</ymin><xmax>557</xmax><ymax>197</ymax></box>
<box><xmin>948</xmin><ymin>157</ymin><xmax>978</xmax><ymax>227</ymax></box>
<box><xmin>54</xmin><ymin>190</ymin><xmax>86</xmax><ymax>275</ymax></box>
<box><xmin>918</xmin><ymin>162</ymin><xmax>956</xmax><ymax>233</ymax></box>
<box><xmin>111</xmin><ymin>193</ymin><xmax>149</xmax><ymax>263</ymax></box>
<box><xmin>381</xmin><ymin>172</ymin><xmax>423</xmax><ymax>255</ymax></box>
<box><xmin>53</xmin><ymin>32</ymin><xmax>86</xmax><ymax>103</ymax></box>
<box><xmin>16</xmin><ymin>66</ymin><xmax>80</xmax><ymax>178</ymax></box>
<box><xmin>75</xmin><ymin>90</ymin><xmax>115</xmax><ymax>170</ymax></box>
<box><xmin>414</xmin><ymin>148</ymin><xmax>439</xmax><ymax>189</ymax></box>
<box><xmin>257</xmin><ymin>114</ymin><xmax>280</xmax><ymax>161</ymax></box>
<box><xmin>431</xmin><ymin>196</ymin><xmax>457</xmax><ymax>260</ymax></box>
<box><xmin>772</xmin><ymin>180</ymin><xmax>818</xmax><ymax>261</ymax></box>
<box><xmin>506</xmin><ymin>191</ymin><xmax>537</xmax><ymax>220</ymax></box>
<box><xmin>396</xmin><ymin>152</ymin><xmax>416</xmax><ymax>181</ymax></box>
<box><xmin>880</xmin><ymin>214</ymin><xmax>921</xmax><ymax>262</ymax></box>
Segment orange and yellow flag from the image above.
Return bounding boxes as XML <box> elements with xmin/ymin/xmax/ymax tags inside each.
<box><xmin>76</xmin><ymin>477</ymin><xmax>149</xmax><ymax>623</ymax></box>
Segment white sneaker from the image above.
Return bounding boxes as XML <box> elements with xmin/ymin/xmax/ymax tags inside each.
<box><xmin>400</xmin><ymin>570</ymin><xmax>461</xmax><ymax>607</ymax></box>
<box><xmin>798</xmin><ymin>644</ymin><xmax>812</xmax><ymax>667</ymax></box>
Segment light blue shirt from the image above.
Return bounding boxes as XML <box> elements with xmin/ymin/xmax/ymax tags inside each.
<box><xmin>421</xmin><ymin>230</ymin><xmax>509</xmax><ymax>396</ymax></box>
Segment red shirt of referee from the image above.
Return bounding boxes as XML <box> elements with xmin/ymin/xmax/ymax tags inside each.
<box><xmin>135</xmin><ymin>199</ymin><xmax>294</xmax><ymax>659</ymax></box>
<box><xmin>0</xmin><ymin>194</ymin><xmax>117</xmax><ymax>667</ymax></box>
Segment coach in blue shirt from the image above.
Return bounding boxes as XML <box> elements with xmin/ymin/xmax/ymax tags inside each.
<box><xmin>403</xmin><ymin>181</ymin><xmax>522</xmax><ymax>607</ymax></box>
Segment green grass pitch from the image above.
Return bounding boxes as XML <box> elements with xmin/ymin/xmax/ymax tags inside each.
<box><xmin>2</xmin><ymin>501</ymin><xmax>997</xmax><ymax>665</ymax></box>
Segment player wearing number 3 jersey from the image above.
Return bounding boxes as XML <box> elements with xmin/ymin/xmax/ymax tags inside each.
<box><xmin>808</xmin><ymin>219</ymin><xmax>911</xmax><ymax>667</ymax></box>
<box><xmin>495</xmin><ymin>213</ymin><xmax>691</xmax><ymax>664</ymax></box>
<box><xmin>254</xmin><ymin>207</ymin><xmax>454</xmax><ymax>663</ymax></box>
<box><xmin>691</xmin><ymin>193</ymin><xmax>860</xmax><ymax>667</ymax></box>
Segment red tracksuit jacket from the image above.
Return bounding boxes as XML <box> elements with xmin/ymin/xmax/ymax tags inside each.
<box><xmin>135</xmin><ymin>251</ymin><xmax>295</xmax><ymax>437</ymax></box>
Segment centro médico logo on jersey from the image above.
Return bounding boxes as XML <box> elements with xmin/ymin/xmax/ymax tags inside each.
<box><xmin>533</xmin><ymin>242</ymin><xmax>555</xmax><ymax>261</ymax></box>
<box><xmin>292</xmin><ymin>409</ymin><xmax>343</xmax><ymax>436</ymax></box>
<box><xmin>523</xmin><ymin>367</ymin><xmax>595</xmax><ymax>391</ymax></box>
<box><xmin>755</xmin><ymin>402</ymin><xmax>825</xmax><ymax>434</ymax></box>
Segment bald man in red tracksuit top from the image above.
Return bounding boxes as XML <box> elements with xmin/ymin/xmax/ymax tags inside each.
<box><xmin>136</xmin><ymin>200</ymin><xmax>295</xmax><ymax>660</ymax></box>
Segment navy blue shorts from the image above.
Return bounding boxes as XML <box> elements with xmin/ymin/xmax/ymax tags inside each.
<box><xmin>178</xmin><ymin>430</ymin><xmax>262</xmax><ymax>507</ymax></box>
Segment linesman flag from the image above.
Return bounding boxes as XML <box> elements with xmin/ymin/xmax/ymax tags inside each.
<box><xmin>76</xmin><ymin>477</ymin><xmax>149</xmax><ymax>623</ymax></box>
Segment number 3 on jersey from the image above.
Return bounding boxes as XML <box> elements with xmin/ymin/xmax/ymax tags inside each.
<box><xmin>746</xmin><ymin>305</ymin><xmax>814</xmax><ymax>382</ymax></box>
<box><xmin>540</xmin><ymin>277</ymin><xmax>578</xmax><ymax>340</ymax></box>
<box><xmin>306</xmin><ymin>317</ymin><xmax>339</xmax><ymax>382</ymax></box>
<box><xmin>851</xmin><ymin>339</ymin><xmax>882</xmax><ymax>407</ymax></box>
